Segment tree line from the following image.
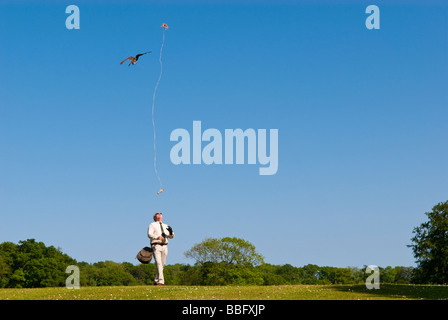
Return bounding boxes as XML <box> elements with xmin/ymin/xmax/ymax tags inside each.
<box><xmin>0</xmin><ymin>238</ymin><xmax>412</xmax><ymax>288</ymax></box>
<box><xmin>1</xmin><ymin>200</ymin><xmax>447</xmax><ymax>288</ymax></box>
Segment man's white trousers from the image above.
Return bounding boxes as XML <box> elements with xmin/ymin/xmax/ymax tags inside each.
<box><xmin>153</xmin><ymin>244</ymin><xmax>168</xmax><ymax>284</ymax></box>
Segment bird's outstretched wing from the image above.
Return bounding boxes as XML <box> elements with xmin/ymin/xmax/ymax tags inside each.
<box><xmin>136</xmin><ymin>51</ymin><xmax>151</xmax><ymax>59</ymax></box>
<box><xmin>120</xmin><ymin>56</ymin><xmax>134</xmax><ymax>65</ymax></box>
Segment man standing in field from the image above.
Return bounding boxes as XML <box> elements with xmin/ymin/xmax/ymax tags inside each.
<box><xmin>147</xmin><ymin>212</ymin><xmax>174</xmax><ymax>285</ymax></box>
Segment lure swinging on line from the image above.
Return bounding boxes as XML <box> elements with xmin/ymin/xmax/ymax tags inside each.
<box><xmin>152</xmin><ymin>23</ymin><xmax>168</xmax><ymax>196</ymax></box>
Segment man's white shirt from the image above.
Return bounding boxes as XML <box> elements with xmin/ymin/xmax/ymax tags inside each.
<box><xmin>147</xmin><ymin>222</ymin><xmax>174</xmax><ymax>245</ymax></box>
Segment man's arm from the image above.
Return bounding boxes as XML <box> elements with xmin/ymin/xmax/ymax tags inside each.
<box><xmin>148</xmin><ymin>223</ymin><xmax>158</xmax><ymax>240</ymax></box>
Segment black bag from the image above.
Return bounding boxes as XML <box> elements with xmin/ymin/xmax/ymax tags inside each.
<box><xmin>136</xmin><ymin>246</ymin><xmax>153</xmax><ymax>264</ymax></box>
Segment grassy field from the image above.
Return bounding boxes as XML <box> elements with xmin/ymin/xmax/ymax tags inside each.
<box><xmin>1</xmin><ymin>284</ymin><xmax>448</xmax><ymax>300</ymax></box>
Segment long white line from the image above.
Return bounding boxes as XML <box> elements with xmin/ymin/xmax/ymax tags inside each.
<box><xmin>152</xmin><ymin>29</ymin><xmax>165</xmax><ymax>189</ymax></box>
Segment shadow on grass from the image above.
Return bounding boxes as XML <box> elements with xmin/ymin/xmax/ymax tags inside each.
<box><xmin>332</xmin><ymin>284</ymin><xmax>448</xmax><ymax>300</ymax></box>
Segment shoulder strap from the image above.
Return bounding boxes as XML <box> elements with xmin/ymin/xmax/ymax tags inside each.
<box><xmin>159</xmin><ymin>222</ymin><xmax>167</xmax><ymax>244</ymax></box>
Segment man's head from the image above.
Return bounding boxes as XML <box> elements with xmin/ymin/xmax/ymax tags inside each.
<box><xmin>153</xmin><ymin>212</ymin><xmax>163</xmax><ymax>222</ymax></box>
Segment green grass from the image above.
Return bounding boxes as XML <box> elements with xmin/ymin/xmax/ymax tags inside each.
<box><xmin>1</xmin><ymin>284</ymin><xmax>448</xmax><ymax>300</ymax></box>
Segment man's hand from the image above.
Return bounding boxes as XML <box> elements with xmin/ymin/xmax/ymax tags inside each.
<box><xmin>157</xmin><ymin>236</ymin><xmax>164</xmax><ymax>241</ymax></box>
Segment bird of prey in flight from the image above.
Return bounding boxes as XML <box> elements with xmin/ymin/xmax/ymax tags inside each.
<box><xmin>120</xmin><ymin>51</ymin><xmax>151</xmax><ymax>66</ymax></box>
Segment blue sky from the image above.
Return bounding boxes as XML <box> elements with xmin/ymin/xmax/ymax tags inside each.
<box><xmin>1</xmin><ymin>0</ymin><xmax>447</xmax><ymax>268</ymax></box>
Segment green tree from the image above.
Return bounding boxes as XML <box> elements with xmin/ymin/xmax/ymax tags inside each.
<box><xmin>347</xmin><ymin>267</ymin><xmax>364</xmax><ymax>284</ymax></box>
<box><xmin>394</xmin><ymin>266</ymin><xmax>414</xmax><ymax>284</ymax></box>
<box><xmin>275</xmin><ymin>264</ymin><xmax>302</xmax><ymax>284</ymax></box>
<box><xmin>184</xmin><ymin>237</ymin><xmax>264</xmax><ymax>285</ymax></box>
<box><xmin>0</xmin><ymin>251</ymin><xmax>12</xmax><ymax>287</ymax></box>
<box><xmin>181</xmin><ymin>265</ymin><xmax>203</xmax><ymax>285</ymax></box>
<box><xmin>163</xmin><ymin>264</ymin><xmax>190</xmax><ymax>285</ymax></box>
<box><xmin>380</xmin><ymin>266</ymin><xmax>397</xmax><ymax>283</ymax></box>
<box><xmin>0</xmin><ymin>239</ymin><xmax>77</xmax><ymax>288</ymax></box>
<box><xmin>256</xmin><ymin>264</ymin><xmax>289</xmax><ymax>285</ymax></box>
<box><xmin>86</xmin><ymin>261</ymin><xmax>137</xmax><ymax>286</ymax></box>
<box><xmin>299</xmin><ymin>264</ymin><xmax>321</xmax><ymax>284</ymax></box>
<box><xmin>408</xmin><ymin>200</ymin><xmax>448</xmax><ymax>284</ymax></box>
<box><xmin>185</xmin><ymin>237</ymin><xmax>264</xmax><ymax>267</ymax></box>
